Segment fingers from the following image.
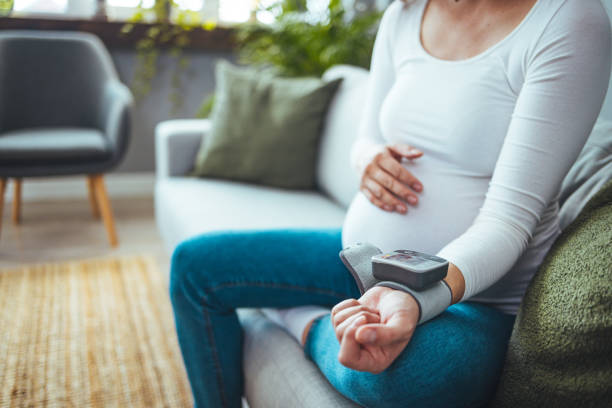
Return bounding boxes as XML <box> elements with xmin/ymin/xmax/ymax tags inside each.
<box><xmin>331</xmin><ymin>299</ymin><xmax>360</xmax><ymax>319</ymax></box>
<box><xmin>335</xmin><ymin>310</ymin><xmax>380</xmax><ymax>342</ymax></box>
<box><xmin>360</xmin><ymin>145</ymin><xmax>424</xmax><ymax>213</ymax></box>
<box><xmin>338</xmin><ymin>318</ymin><xmax>364</xmax><ymax>369</ymax></box>
<box><xmin>361</xmin><ymin>187</ymin><xmax>391</xmax><ymax>212</ymax></box>
<box><xmin>332</xmin><ymin>304</ymin><xmax>378</xmax><ymax>327</ymax></box>
<box><xmin>355</xmin><ymin>313</ymin><xmax>416</xmax><ymax>347</ymax></box>
<box><xmin>362</xmin><ymin>176</ymin><xmax>406</xmax><ymax>212</ymax></box>
<box><xmin>332</xmin><ymin>301</ymin><xmax>380</xmax><ymax>342</ymax></box>
<box><xmin>377</xmin><ymin>155</ymin><xmax>423</xmax><ymax>194</ymax></box>
<box><xmin>369</xmin><ymin>165</ymin><xmax>420</xmax><ymax>206</ymax></box>
<box><xmin>387</xmin><ymin>144</ymin><xmax>423</xmax><ymax>161</ymax></box>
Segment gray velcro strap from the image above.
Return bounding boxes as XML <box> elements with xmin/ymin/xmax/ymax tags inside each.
<box><xmin>339</xmin><ymin>243</ymin><xmax>382</xmax><ymax>295</ymax></box>
<box><xmin>376</xmin><ymin>281</ymin><xmax>452</xmax><ymax>325</ymax></box>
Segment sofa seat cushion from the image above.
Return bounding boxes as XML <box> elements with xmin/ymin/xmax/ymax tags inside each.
<box><xmin>239</xmin><ymin>309</ymin><xmax>359</xmax><ymax>408</ymax></box>
<box><xmin>0</xmin><ymin>127</ymin><xmax>110</xmax><ymax>164</ymax></box>
<box><xmin>155</xmin><ymin>178</ymin><xmax>347</xmax><ymax>251</ymax></box>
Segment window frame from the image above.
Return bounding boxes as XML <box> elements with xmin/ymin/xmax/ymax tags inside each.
<box><xmin>11</xmin><ymin>0</ymin><xmax>227</xmax><ymax>24</ymax></box>
<box><xmin>0</xmin><ymin>15</ymin><xmax>235</xmax><ymax>52</ymax></box>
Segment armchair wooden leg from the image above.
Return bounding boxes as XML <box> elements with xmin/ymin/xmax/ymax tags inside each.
<box><xmin>91</xmin><ymin>174</ymin><xmax>118</xmax><ymax>247</ymax></box>
<box><xmin>86</xmin><ymin>176</ymin><xmax>101</xmax><ymax>219</ymax></box>
<box><xmin>12</xmin><ymin>178</ymin><xmax>22</xmax><ymax>225</ymax></box>
<box><xmin>0</xmin><ymin>178</ymin><xmax>6</xmax><ymax>239</ymax></box>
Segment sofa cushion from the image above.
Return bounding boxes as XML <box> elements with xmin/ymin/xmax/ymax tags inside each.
<box><xmin>559</xmin><ymin>120</ymin><xmax>612</xmax><ymax>230</ymax></box>
<box><xmin>492</xmin><ymin>179</ymin><xmax>612</xmax><ymax>408</ymax></box>
<box><xmin>558</xmin><ymin>0</ymin><xmax>611</xmax><ymax>228</ymax></box>
<box><xmin>155</xmin><ymin>178</ymin><xmax>346</xmax><ymax>251</ymax></box>
<box><xmin>239</xmin><ymin>309</ymin><xmax>359</xmax><ymax>408</ymax></box>
<box><xmin>192</xmin><ymin>61</ymin><xmax>341</xmax><ymax>189</ymax></box>
<box><xmin>316</xmin><ymin>65</ymin><xmax>369</xmax><ymax>208</ymax></box>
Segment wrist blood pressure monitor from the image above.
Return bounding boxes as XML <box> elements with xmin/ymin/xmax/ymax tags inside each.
<box><xmin>372</xmin><ymin>250</ymin><xmax>448</xmax><ymax>290</ymax></box>
<box><xmin>339</xmin><ymin>243</ymin><xmax>452</xmax><ymax>325</ymax></box>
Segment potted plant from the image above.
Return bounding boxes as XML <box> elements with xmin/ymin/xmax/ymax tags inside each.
<box><xmin>122</xmin><ymin>0</ymin><xmax>212</xmax><ymax>111</ymax></box>
<box><xmin>237</xmin><ymin>0</ymin><xmax>381</xmax><ymax>76</ymax></box>
<box><xmin>197</xmin><ymin>0</ymin><xmax>382</xmax><ymax>117</ymax></box>
<box><xmin>0</xmin><ymin>0</ymin><xmax>14</xmax><ymax>17</ymax></box>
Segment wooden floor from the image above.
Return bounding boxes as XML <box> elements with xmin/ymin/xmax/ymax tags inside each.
<box><xmin>0</xmin><ymin>197</ymin><xmax>170</xmax><ymax>276</ymax></box>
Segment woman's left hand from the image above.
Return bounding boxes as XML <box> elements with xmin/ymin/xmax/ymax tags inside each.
<box><xmin>331</xmin><ymin>286</ymin><xmax>419</xmax><ymax>374</ymax></box>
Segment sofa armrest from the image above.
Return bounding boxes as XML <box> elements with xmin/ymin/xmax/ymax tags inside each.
<box><xmin>155</xmin><ymin>119</ymin><xmax>211</xmax><ymax>178</ymax></box>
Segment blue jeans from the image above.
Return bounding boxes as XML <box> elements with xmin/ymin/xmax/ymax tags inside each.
<box><xmin>169</xmin><ymin>229</ymin><xmax>515</xmax><ymax>408</ymax></box>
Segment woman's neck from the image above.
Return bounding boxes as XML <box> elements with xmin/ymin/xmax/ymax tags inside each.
<box><xmin>436</xmin><ymin>0</ymin><xmax>498</xmax><ymax>17</ymax></box>
<box><xmin>420</xmin><ymin>0</ymin><xmax>538</xmax><ymax>61</ymax></box>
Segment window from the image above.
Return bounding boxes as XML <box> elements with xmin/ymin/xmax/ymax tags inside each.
<box><xmin>11</xmin><ymin>0</ymin><xmax>260</xmax><ymax>24</ymax></box>
<box><xmin>14</xmin><ymin>0</ymin><xmax>68</xmax><ymax>15</ymax></box>
<box><xmin>106</xmin><ymin>0</ymin><xmax>204</xmax><ymax>10</ymax></box>
<box><xmin>106</xmin><ymin>0</ymin><xmax>209</xmax><ymax>22</ymax></box>
<box><xmin>218</xmin><ymin>0</ymin><xmax>251</xmax><ymax>23</ymax></box>
<box><xmin>9</xmin><ymin>0</ymin><xmax>349</xmax><ymax>25</ymax></box>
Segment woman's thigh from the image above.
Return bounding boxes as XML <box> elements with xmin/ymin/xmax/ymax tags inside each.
<box><xmin>170</xmin><ymin>228</ymin><xmax>360</xmax><ymax>310</ymax></box>
<box><xmin>305</xmin><ymin>302</ymin><xmax>515</xmax><ymax>408</ymax></box>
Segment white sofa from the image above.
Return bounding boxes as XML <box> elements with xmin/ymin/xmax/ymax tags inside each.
<box><xmin>155</xmin><ymin>63</ymin><xmax>612</xmax><ymax>407</ymax></box>
<box><xmin>155</xmin><ymin>65</ymin><xmax>367</xmax><ymax>253</ymax></box>
<box><xmin>155</xmin><ymin>65</ymin><xmax>369</xmax><ymax>407</ymax></box>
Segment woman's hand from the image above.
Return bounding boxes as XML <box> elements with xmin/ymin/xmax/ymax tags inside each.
<box><xmin>331</xmin><ymin>286</ymin><xmax>419</xmax><ymax>374</ymax></box>
<box><xmin>361</xmin><ymin>144</ymin><xmax>424</xmax><ymax>214</ymax></box>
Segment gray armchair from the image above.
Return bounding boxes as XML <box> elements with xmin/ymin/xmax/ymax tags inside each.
<box><xmin>0</xmin><ymin>30</ymin><xmax>133</xmax><ymax>246</ymax></box>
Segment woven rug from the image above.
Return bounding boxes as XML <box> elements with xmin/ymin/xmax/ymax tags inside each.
<box><xmin>0</xmin><ymin>256</ymin><xmax>193</xmax><ymax>408</ymax></box>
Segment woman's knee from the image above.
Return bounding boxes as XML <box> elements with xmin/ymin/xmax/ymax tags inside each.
<box><xmin>335</xmin><ymin>350</ymin><xmax>499</xmax><ymax>408</ymax></box>
<box><xmin>337</xmin><ymin>367</ymin><xmax>461</xmax><ymax>408</ymax></box>
<box><xmin>169</xmin><ymin>233</ymin><xmax>225</xmax><ymax>305</ymax></box>
<box><xmin>333</xmin><ymin>368</ymin><xmax>403</xmax><ymax>408</ymax></box>
<box><xmin>307</xmin><ymin>320</ymin><xmax>409</xmax><ymax>407</ymax></box>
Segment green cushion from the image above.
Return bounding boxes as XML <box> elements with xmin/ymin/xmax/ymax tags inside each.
<box><xmin>492</xmin><ymin>179</ymin><xmax>612</xmax><ymax>408</ymax></box>
<box><xmin>192</xmin><ymin>61</ymin><xmax>342</xmax><ymax>189</ymax></box>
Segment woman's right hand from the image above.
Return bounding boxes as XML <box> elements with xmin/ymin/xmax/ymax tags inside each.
<box><xmin>331</xmin><ymin>287</ymin><xmax>419</xmax><ymax>374</ymax></box>
<box><xmin>360</xmin><ymin>144</ymin><xmax>424</xmax><ymax>214</ymax></box>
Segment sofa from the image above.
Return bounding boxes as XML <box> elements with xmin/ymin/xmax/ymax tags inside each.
<box><xmin>155</xmin><ymin>65</ymin><xmax>364</xmax><ymax>253</ymax></box>
<box><xmin>155</xmin><ymin>65</ymin><xmax>612</xmax><ymax>407</ymax></box>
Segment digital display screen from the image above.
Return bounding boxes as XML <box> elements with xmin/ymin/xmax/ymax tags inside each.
<box><xmin>385</xmin><ymin>254</ymin><xmax>426</xmax><ymax>265</ymax></box>
<box><xmin>377</xmin><ymin>251</ymin><xmax>445</xmax><ymax>270</ymax></box>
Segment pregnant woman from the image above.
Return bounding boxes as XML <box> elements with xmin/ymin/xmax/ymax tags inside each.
<box><xmin>170</xmin><ymin>0</ymin><xmax>611</xmax><ymax>407</ymax></box>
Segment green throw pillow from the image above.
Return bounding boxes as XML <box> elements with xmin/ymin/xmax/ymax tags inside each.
<box><xmin>192</xmin><ymin>61</ymin><xmax>342</xmax><ymax>189</ymax></box>
<box><xmin>492</xmin><ymin>179</ymin><xmax>612</xmax><ymax>408</ymax></box>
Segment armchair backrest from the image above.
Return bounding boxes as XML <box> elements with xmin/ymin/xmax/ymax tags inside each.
<box><xmin>0</xmin><ymin>30</ymin><xmax>118</xmax><ymax>133</ymax></box>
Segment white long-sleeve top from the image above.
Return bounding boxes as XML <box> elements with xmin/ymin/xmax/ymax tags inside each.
<box><xmin>342</xmin><ymin>0</ymin><xmax>611</xmax><ymax>313</ymax></box>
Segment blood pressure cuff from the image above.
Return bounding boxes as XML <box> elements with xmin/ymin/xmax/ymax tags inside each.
<box><xmin>376</xmin><ymin>281</ymin><xmax>452</xmax><ymax>324</ymax></box>
<box><xmin>339</xmin><ymin>243</ymin><xmax>452</xmax><ymax>325</ymax></box>
<box><xmin>339</xmin><ymin>243</ymin><xmax>383</xmax><ymax>294</ymax></box>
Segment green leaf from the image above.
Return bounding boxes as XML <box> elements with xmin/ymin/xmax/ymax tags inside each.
<box><xmin>234</xmin><ymin>0</ymin><xmax>382</xmax><ymax>78</ymax></box>
<box><xmin>196</xmin><ymin>93</ymin><xmax>216</xmax><ymax>118</ymax></box>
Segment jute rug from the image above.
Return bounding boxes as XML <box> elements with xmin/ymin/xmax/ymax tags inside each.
<box><xmin>0</xmin><ymin>256</ymin><xmax>193</xmax><ymax>408</ymax></box>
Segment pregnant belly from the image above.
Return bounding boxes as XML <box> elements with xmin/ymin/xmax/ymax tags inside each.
<box><xmin>342</xmin><ymin>165</ymin><xmax>491</xmax><ymax>254</ymax></box>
